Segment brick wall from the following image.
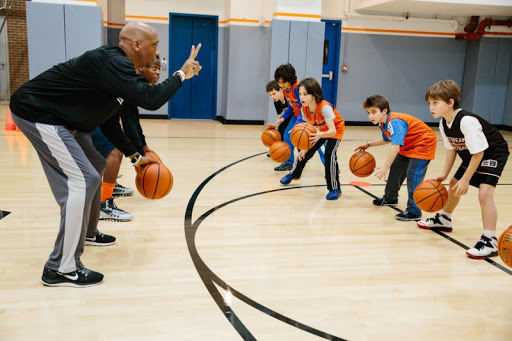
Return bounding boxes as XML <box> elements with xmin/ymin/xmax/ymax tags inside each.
<box><xmin>0</xmin><ymin>0</ymin><xmax>30</xmax><ymax>95</ymax></box>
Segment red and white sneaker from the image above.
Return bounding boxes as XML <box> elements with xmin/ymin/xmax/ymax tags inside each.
<box><xmin>466</xmin><ymin>235</ymin><xmax>498</xmax><ymax>259</ymax></box>
<box><xmin>417</xmin><ymin>213</ymin><xmax>453</xmax><ymax>232</ymax></box>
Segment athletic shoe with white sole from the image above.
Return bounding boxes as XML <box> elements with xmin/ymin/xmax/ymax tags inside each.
<box><xmin>466</xmin><ymin>235</ymin><xmax>498</xmax><ymax>259</ymax></box>
<box><xmin>41</xmin><ymin>267</ymin><xmax>103</xmax><ymax>287</ymax></box>
<box><xmin>112</xmin><ymin>182</ymin><xmax>135</xmax><ymax>198</ymax></box>
<box><xmin>85</xmin><ymin>233</ymin><xmax>116</xmax><ymax>246</ymax></box>
<box><xmin>100</xmin><ymin>198</ymin><xmax>133</xmax><ymax>222</ymax></box>
<box><xmin>417</xmin><ymin>213</ymin><xmax>453</xmax><ymax>232</ymax></box>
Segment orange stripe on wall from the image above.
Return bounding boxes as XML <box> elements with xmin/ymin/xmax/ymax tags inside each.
<box><xmin>273</xmin><ymin>12</ymin><xmax>321</xmax><ymax>19</ymax></box>
<box><xmin>223</xmin><ymin>18</ymin><xmax>259</xmax><ymax>24</ymax></box>
<box><xmin>485</xmin><ymin>31</ymin><xmax>512</xmax><ymax>36</ymax></box>
<box><xmin>104</xmin><ymin>22</ymin><xmax>125</xmax><ymax>27</ymax></box>
<box><xmin>343</xmin><ymin>27</ymin><xmax>456</xmax><ymax>36</ymax></box>
<box><xmin>126</xmin><ymin>14</ymin><xmax>168</xmax><ymax>21</ymax></box>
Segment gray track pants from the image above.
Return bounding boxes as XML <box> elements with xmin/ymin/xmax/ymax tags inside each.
<box><xmin>12</xmin><ymin>113</ymin><xmax>106</xmax><ymax>274</ymax></box>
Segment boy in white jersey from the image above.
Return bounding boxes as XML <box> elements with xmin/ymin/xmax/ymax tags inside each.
<box><xmin>418</xmin><ymin>80</ymin><xmax>509</xmax><ymax>259</ymax></box>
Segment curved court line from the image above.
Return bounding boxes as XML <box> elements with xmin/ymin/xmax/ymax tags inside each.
<box><xmin>184</xmin><ymin>152</ymin><xmax>348</xmax><ymax>340</ymax></box>
<box><xmin>185</xmin><ymin>152</ymin><xmax>512</xmax><ymax>340</ymax></box>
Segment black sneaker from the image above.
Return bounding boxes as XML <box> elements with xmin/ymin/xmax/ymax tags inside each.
<box><xmin>373</xmin><ymin>197</ymin><xmax>398</xmax><ymax>206</ymax></box>
<box><xmin>85</xmin><ymin>233</ymin><xmax>116</xmax><ymax>246</ymax></box>
<box><xmin>274</xmin><ymin>163</ymin><xmax>293</xmax><ymax>171</ymax></box>
<box><xmin>112</xmin><ymin>182</ymin><xmax>135</xmax><ymax>198</ymax></box>
<box><xmin>395</xmin><ymin>212</ymin><xmax>421</xmax><ymax>221</ymax></box>
<box><xmin>41</xmin><ymin>267</ymin><xmax>103</xmax><ymax>287</ymax></box>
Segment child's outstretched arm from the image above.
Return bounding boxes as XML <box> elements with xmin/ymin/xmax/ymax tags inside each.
<box><xmin>432</xmin><ymin>149</ymin><xmax>457</xmax><ymax>182</ymax></box>
<box><xmin>451</xmin><ymin>151</ymin><xmax>483</xmax><ymax>197</ymax></box>
<box><xmin>354</xmin><ymin>139</ymin><xmax>388</xmax><ymax>152</ymax></box>
<box><xmin>265</xmin><ymin>104</ymin><xmax>293</xmax><ymax>129</ymax></box>
<box><xmin>374</xmin><ymin>144</ymin><xmax>400</xmax><ymax>180</ymax></box>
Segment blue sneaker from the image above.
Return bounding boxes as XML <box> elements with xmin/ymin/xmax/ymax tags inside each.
<box><xmin>280</xmin><ymin>174</ymin><xmax>298</xmax><ymax>185</ymax></box>
<box><xmin>326</xmin><ymin>189</ymin><xmax>341</xmax><ymax>200</ymax></box>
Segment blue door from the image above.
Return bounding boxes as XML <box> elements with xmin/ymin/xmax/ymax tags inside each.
<box><xmin>321</xmin><ymin>20</ymin><xmax>341</xmax><ymax>106</ymax></box>
<box><xmin>169</xmin><ymin>14</ymin><xmax>218</xmax><ymax>119</ymax></box>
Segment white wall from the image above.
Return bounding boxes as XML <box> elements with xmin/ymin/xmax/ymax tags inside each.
<box><xmin>322</xmin><ymin>0</ymin><xmax>349</xmax><ymax>19</ymax></box>
<box><xmin>126</xmin><ymin>0</ymin><xmax>226</xmax><ymax>20</ymax></box>
<box><xmin>276</xmin><ymin>0</ymin><xmax>322</xmax><ymax>15</ymax></box>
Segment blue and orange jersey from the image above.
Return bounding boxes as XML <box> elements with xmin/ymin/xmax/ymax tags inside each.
<box><xmin>379</xmin><ymin>112</ymin><xmax>436</xmax><ymax>160</ymax></box>
<box><xmin>281</xmin><ymin>81</ymin><xmax>301</xmax><ymax>119</ymax></box>
<box><xmin>302</xmin><ymin>100</ymin><xmax>345</xmax><ymax>140</ymax></box>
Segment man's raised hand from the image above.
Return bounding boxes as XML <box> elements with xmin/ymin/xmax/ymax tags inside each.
<box><xmin>180</xmin><ymin>43</ymin><xmax>202</xmax><ymax>79</ymax></box>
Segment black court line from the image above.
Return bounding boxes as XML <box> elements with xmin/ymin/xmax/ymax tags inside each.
<box><xmin>185</xmin><ymin>152</ymin><xmax>348</xmax><ymax>340</ymax></box>
<box><xmin>351</xmin><ymin>185</ymin><xmax>512</xmax><ymax>276</ymax></box>
<box><xmin>0</xmin><ymin>210</ymin><xmax>11</xmax><ymax>220</ymax></box>
<box><xmin>185</xmin><ymin>152</ymin><xmax>512</xmax><ymax>340</ymax></box>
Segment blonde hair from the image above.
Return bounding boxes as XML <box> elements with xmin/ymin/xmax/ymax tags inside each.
<box><xmin>425</xmin><ymin>80</ymin><xmax>461</xmax><ymax>109</ymax></box>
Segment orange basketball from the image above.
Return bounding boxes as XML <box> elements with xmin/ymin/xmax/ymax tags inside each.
<box><xmin>261</xmin><ymin>129</ymin><xmax>281</xmax><ymax>147</ymax></box>
<box><xmin>413</xmin><ymin>180</ymin><xmax>448</xmax><ymax>213</ymax></box>
<box><xmin>135</xmin><ymin>162</ymin><xmax>173</xmax><ymax>200</ymax></box>
<box><xmin>290</xmin><ymin>122</ymin><xmax>316</xmax><ymax>150</ymax></box>
<box><xmin>498</xmin><ymin>225</ymin><xmax>512</xmax><ymax>268</ymax></box>
<box><xmin>269</xmin><ymin>141</ymin><xmax>291</xmax><ymax>163</ymax></box>
<box><xmin>144</xmin><ymin>151</ymin><xmax>162</xmax><ymax>162</ymax></box>
<box><xmin>349</xmin><ymin>151</ymin><xmax>376</xmax><ymax>177</ymax></box>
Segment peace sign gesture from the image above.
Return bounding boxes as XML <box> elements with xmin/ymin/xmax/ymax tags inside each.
<box><xmin>180</xmin><ymin>43</ymin><xmax>202</xmax><ymax>79</ymax></box>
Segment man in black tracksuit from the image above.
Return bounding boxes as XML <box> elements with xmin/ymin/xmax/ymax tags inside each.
<box><xmin>9</xmin><ymin>21</ymin><xmax>201</xmax><ymax>287</ymax></box>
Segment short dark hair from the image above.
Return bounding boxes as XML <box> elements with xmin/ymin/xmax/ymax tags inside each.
<box><xmin>266</xmin><ymin>80</ymin><xmax>281</xmax><ymax>93</ymax></box>
<box><xmin>362</xmin><ymin>95</ymin><xmax>391</xmax><ymax>113</ymax></box>
<box><xmin>274</xmin><ymin>63</ymin><xmax>297</xmax><ymax>84</ymax></box>
<box><xmin>298</xmin><ymin>77</ymin><xmax>323</xmax><ymax>103</ymax></box>
<box><xmin>425</xmin><ymin>80</ymin><xmax>461</xmax><ymax>109</ymax></box>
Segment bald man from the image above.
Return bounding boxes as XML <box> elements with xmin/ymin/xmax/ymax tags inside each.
<box><xmin>9</xmin><ymin>21</ymin><xmax>201</xmax><ymax>288</ymax></box>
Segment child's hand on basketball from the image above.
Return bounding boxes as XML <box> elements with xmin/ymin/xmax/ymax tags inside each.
<box><xmin>374</xmin><ymin>166</ymin><xmax>388</xmax><ymax>181</ymax></box>
<box><xmin>265</xmin><ymin>123</ymin><xmax>276</xmax><ymax>129</ymax></box>
<box><xmin>354</xmin><ymin>143</ymin><xmax>369</xmax><ymax>152</ymax></box>
<box><xmin>432</xmin><ymin>175</ymin><xmax>447</xmax><ymax>182</ymax></box>
<box><xmin>452</xmin><ymin>178</ymin><xmax>469</xmax><ymax>197</ymax></box>
<box><xmin>309</xmin><ymin>128</ymin><xmax>321</xmax><ymax>145</ymax></box>
<box><xmin>298</xmin><ymin>149</ymin><xmax>307</xmax><ymax>161</ymax></box>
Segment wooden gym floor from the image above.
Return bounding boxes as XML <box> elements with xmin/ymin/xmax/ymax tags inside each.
<box><xmin>1</xmin><ymin>100</ymin><xmax>512</xmax><ymax>340</ymax></box>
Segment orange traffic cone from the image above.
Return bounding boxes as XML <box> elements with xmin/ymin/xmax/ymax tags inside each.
<box><xmin>5</xmin><ymin>108</ymin><xmax>17</xmax><ymax>131</ymax></box>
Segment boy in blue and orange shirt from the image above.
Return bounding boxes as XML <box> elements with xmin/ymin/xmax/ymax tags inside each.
<box><xmin>355</xmin><ymin>94</ymin><xmax>437</xmax><ymax>221</ymax></box>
